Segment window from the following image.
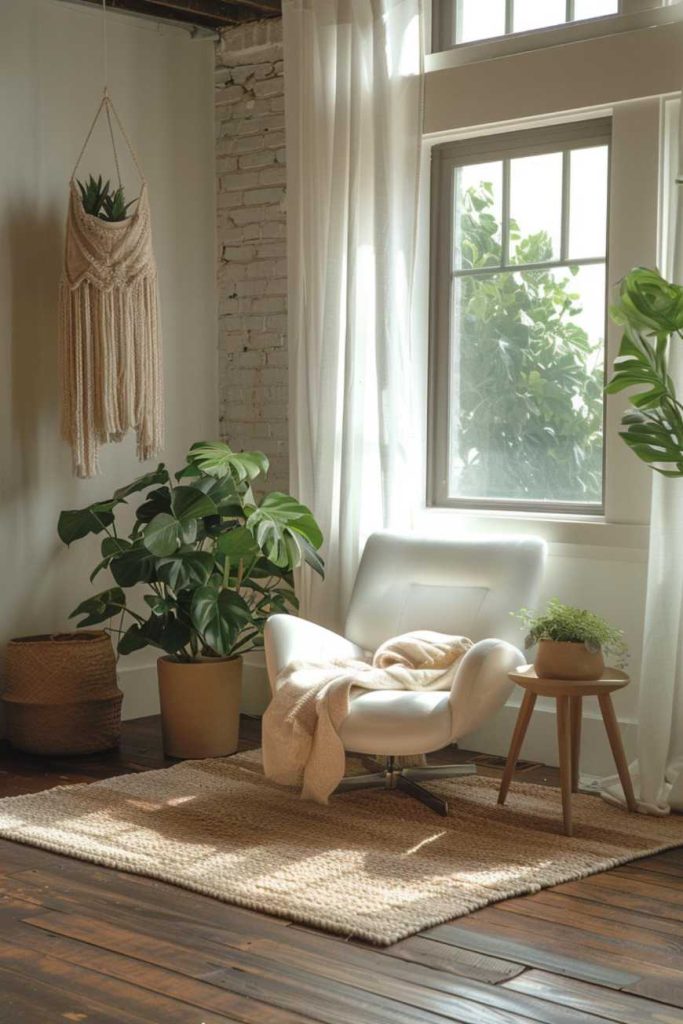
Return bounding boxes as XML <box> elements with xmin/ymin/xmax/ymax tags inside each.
<box><xmin>429</xmin><ymin>120</ymin><xmax>610</xmax><ymax>513</ymax></box>
<box><xmin>453</xmin><ymin>0</ymin><xmax>620</xmax><ymax>44</ymax></box>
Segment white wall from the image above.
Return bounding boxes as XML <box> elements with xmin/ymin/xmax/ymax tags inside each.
<box><xmin>0</xmin><ymin>0</ymin><xmax>217</xmax><ymax>720</ymax></box>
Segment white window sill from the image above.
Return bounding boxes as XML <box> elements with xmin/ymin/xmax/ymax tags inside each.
<box><xmin>418</xmin><ymin>506</ymin><xmax>649</xmax><ymax>553</ymax></box>
<box><xmin>427</xmin><ymin>2</ymin><xmax>682</xmax><ymax>74</ymax></box>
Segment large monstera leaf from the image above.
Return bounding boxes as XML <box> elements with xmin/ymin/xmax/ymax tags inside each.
<box><xmin>90</xmin><ymin>537</ymin><xmax>132</xmax><ymax>582</ymax></box>
<box><xmin>607</xmin><ymin>267</ymin><xmax>683</xmax><ymax>477</ymax></box>
<box><xmin>143</xmin><ymin>513</ymin><xmax>182</xmax><ymax>557</ymax></box>
<box><xmin>58</xmin><ymin>501</ymin><xmax>118</xmax><ymax>545</ymax></box>
<box><xmin>247</xmin><ymin>493</ymin><xmax>324</xmax><ymax>574</ymax></box>
<box><xmin>135</xmin><ymin>486</ymin><xmax>172</xmax><ymax>527</ymax></box>
<box><xmin>70</xmin><ymin>587</ymin><xmax>126</xmax><ymax>628</ymax></box>
<box><xmin>110</xmin><ymin>543</ymin><xmax>157</xmax><ymax>587</ymax></box>
<box><xmin>156</xmin><ymin>551</ymin><xmax>214</xmax><ymax>591</ymax></box>
<box><xmin>117</xmin><ymin>614</ymin><xmax>192</xmax><ymax>657</ymax></box>
<box><xmin>216</xmin><ymin>526</ymin><xmax>260</xmax><ymax>570</ymax></box>
<box><xmin>187</xmin><ymin>441</ymin><xmax>269</xmax><ymax>485</ymax></box>
<box><xmin>610</xmin><ymin>266</ymin><xmax>683</xmax><ymax>337</ymax></box>
<box><xmin>191</xmin><ymin>586</ymin><xmax>252</xmax><ymax>656</ymax></box>
<box><xmin>113</xmin><ymin>465</ymin><xmax>169</xmax><ymax>501</ymax></box>
<box><xmin>142</xmin><ymin>486</ymin><xmax>218</xmax><ymax>556</ymax></box>
<box><xmin>59</xmin><ymin>466</ymin><xmax>170</xmax><ymax>545</ymax></box>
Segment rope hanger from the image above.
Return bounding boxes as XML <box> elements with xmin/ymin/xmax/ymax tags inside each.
<box><xmin>69</xmin><ymin>0</ymin><xmax>145</xmax><ymax>188</ymax></box>
<box><xmin>59</xmin><ymin>0</ymin><xmax>163</xmax><ymax>478</ymax></box>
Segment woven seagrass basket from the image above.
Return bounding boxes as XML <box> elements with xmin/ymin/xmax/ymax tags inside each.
<box><xmin>3</xmin><ymin>631</ymin><xmax>122</xmax><ymax>755</ymax></box>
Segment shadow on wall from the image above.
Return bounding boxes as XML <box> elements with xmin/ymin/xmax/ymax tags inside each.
<box><xmin>7</xmin><ymin>199</ymin><xmax>64</xmax><ymax>496</ymax></box>
<box><xmin>2</xmin><ymin>198</ymin><xmax>70</xmax><ymax>639</ymax></box>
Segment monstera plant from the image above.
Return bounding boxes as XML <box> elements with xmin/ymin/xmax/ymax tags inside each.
<box><xmin>58</xmin><ymin>442</ymin><xmax>324</xmax><ymax>759</ymax></box>
<box><xmin>607</xmin><ymin>267</ymin><xmax>683</xmax><ymax>476</ymax></box>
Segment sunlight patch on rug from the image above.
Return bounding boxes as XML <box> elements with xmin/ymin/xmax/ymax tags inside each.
<box><xmin>0</xmin><ymin>748</ymin><xmax>681</xmax><ymax>945</ymax></box>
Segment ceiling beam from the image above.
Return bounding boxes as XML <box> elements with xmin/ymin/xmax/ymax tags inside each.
<box><xmin>141</xmin><ymin>0</ymin><xmax>281</xmax><ymax>20</ymax></box>
<box><xmin>67</xmin><ymin>0</ymin><xmax>281</xmax><ymax>30</ymax></box>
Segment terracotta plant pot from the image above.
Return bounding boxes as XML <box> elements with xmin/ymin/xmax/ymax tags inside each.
<box><xmin>157</xmin><ymin>655</ymin><xmax>242</xmax><ymax>759</ymax></box>
<box><xmin>534</xmin><ymin>639</ymin><xmax>605</xmax><ymax>681</ymax></box>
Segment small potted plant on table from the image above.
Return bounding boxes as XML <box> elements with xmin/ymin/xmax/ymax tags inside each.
<box><xmin>58</xmin><ymin>441</ymin><xmax>324</xmax><ymax>758</ymax></box>
<box><xmin>517</xmin><ymin>600</ymin><xmax>627</xmax><ymax>680</ymax></box>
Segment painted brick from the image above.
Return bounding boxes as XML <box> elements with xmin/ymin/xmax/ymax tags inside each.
<box><xmin>216</xmin><ymin>18</ymin><xmax>288</xmax><ymax>493</ymax></box>
<box><xmin>239</xmin><ymin>150</ymin><xmax>277</xmax><ymax>170</ymax></box>
<box><xmin>244</xmin><ymin>186</ymin><xmax>285</xmax><ymax>206</ymax></box>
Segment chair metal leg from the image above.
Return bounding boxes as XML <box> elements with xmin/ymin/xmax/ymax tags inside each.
<box><xmin>397</xmin><ymin>773</ymin><xmax>449</xmax><ymax>816</ymax></box>
<box><xmin>401</xmin><ymin>764</ymin><xmax>477</xmax><ymax>782</ymax></box>
<box><xmin>333</xmin><ymin>756</ymin><xmax>473</xmax><ymax>815</ymax></box>
<box><xmin>335</xmin><ymin>772</ymin><xmax>388</xmax><ymax>793</ymax></box>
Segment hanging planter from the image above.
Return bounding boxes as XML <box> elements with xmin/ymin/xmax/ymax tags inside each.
<box><xmin>59</xmin><ymin>89</ymin><xmax>163</xmax><ymax>478</ymax></box>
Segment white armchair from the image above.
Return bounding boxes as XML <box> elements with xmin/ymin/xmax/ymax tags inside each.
<box><xmin>265</xmin><ymin>531</ymin><xmax>546</xmax><ymax>815</ymax></box>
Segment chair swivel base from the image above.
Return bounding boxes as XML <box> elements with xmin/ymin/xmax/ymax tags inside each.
<box><xmin>334</xmin><ymin>757</ymin><xmax>477</xmax><ymax>816</ymax></box>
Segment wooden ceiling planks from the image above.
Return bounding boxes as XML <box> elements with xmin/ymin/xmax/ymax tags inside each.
<box><xmin>71</xmin><ymin>0</ymin><xmax>281</xmax><ymax>30</ymax></box>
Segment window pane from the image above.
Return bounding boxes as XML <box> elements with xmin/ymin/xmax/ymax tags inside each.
<box><xmin>573</xmin><ymin>0</ymin><xmax>619</xmax><ymax>18</ymax></box>
<box><xmin>453</xmin><ymin>162</ymin><xmax>503</xmax><ymax>271</ymax></box>
<box><xmin>568</xmin><ymin>145</ymin><xmax>609</xmax><ymax>259</ymax></box>
<box><xmin>513</xmin><ymin>0</ymin><xmax>566</xmax><ymax>34</ymax></box>
<box><xmin>455</xmin><ymin>0</ymin><xmax>621</xmax><ymax>45</ymax></box>
<box><xmin>509</xmin><ymin>152</ymin><xmax>563</xmax><ymax>265</ymax></box>
<box><xmin>448</xmin><ymin>263</ymin><xmax>605</xmax><ymax>505</ymax></box>
<box><xmin>456</xmin><ymin>0</ymin><xmax>506</xmax><ymax>43</ymax></box>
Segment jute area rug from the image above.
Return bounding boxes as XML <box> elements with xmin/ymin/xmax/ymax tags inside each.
<box><xmin>0</xmin><ymin>748</ymin><xmax>681</xmax><ymax>946</ymax></box>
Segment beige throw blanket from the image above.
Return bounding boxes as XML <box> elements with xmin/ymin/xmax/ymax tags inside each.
<box><xmin>262</xmin><ymin>631</ymin><xmax>472</xmax><ymax>804</ymax></box>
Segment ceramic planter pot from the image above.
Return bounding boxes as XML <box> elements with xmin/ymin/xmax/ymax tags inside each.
<box><xmin>157</xmin><ymin>655</ymin><xmax>242</xmax><ymax>759</ymax></box>
<box><xmin>534</xmin><ymin>639</ymin><xmax>605</xmax><ymax>681</ymax></box>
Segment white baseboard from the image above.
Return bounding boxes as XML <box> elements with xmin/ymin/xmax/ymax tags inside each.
<box><xmin>464</xmin><ymin>698</ymin><xmax>637</xmax><ymax>778</ymax></box>
<box><xmin>117</xmin><ymin>662</ymin><xmax>160</xmax><ymax>720</ymax></box>
<box><xmin>117</xmin><ymin>651</ymin><xmax>272</xmax><ymax>722</ymax></box>
<box><xmin>2</xmin><ymin>660</ymin><xmax>635</xmax><ymax>778</ymax></box>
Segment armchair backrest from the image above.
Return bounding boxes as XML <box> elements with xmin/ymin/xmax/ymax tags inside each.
<box><xmin>344</xmin><ymin>532</ymin><xmax>546</xmax><ymax>651</ymax></box>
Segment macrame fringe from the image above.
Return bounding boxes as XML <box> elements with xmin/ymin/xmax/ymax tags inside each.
<box><xmin>60</xmin><ymin>88</ymin><xmax>163</xmax><ymax>478</ymax></box>
<box><xmin>59</xmin><ymin>276</ymin><xmax>163</xmax><ymax>478</ymax></box>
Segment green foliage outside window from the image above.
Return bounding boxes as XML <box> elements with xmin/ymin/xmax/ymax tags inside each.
<box><xmin>452</xmin><ymin>184</ymin><xmax>604</xmax><ymax>504</ymax></box>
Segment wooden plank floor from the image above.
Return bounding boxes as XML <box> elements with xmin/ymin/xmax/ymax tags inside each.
<box><xmin>0</xmin><ymin>716</ymin><xmax>682</xmax><ymax>1023</ymax></box>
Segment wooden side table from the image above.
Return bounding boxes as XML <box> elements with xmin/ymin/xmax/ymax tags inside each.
<box><xmin>498</xmin><ymin>665</ymin><xmax>637</xmax><ymax>836</ymax></box>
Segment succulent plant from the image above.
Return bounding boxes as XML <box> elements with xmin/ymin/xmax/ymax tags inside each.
<box><xmin>77</xmin><ymin>174</ymin><xmax>138</xmax><ymax>222</ymax></box>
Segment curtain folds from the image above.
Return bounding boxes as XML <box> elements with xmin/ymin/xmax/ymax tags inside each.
<box><xmin>283</xmin><ymin>0</ymin><xmax>424</xmax><ymax>631</ymax></box>
<box><xmin>602</xmin><ymin>98</ymin><xmax>683</xmax><ymax>815</ymax></box>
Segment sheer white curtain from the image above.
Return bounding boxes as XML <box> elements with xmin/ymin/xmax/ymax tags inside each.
<box><xmin>603</xmin><ymin>98</ymin><xmax>683</xmax><ymax>815</ymax></box>
<box><xmin>283</xmin><ymin>0</ymin><xmax>424</xmax><ymax>630</ymax></box>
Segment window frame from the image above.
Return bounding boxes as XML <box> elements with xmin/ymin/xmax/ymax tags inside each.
<box><xmin>429</xmin><ymin>0</ymin><xmax>668</xmax><ymax>62</ymax></box>
<box><xmin>428</xmin><ymin>117</ymin><xmax>612</xmax><ymax>516</ymax></box>
<box><xmin>451</xmin><ymin>0</ymin><xmax>621</xmax><ymax>47</ymax></box>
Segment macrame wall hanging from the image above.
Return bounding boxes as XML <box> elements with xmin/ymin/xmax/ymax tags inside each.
<box><xmin>59</xmin><ymin>0</ymin><xmax>163</xmax><ymax>478</ymax></box>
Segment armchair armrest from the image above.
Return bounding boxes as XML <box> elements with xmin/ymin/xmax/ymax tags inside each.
<box><xmin>448</xmin><ymin>638</ymin><xmax>524</xmax><ymax>741</ymax></box>
<box><xmin>264</xmin><ymin>614</ymin><xmax>365</xmax><ymax>692</ymax></box>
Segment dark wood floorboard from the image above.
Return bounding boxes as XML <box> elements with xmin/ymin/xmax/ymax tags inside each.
<box><xmin>0</xmin><ymin>714</ymin><xmax>681</xmax><ymax>1024</ymax></box>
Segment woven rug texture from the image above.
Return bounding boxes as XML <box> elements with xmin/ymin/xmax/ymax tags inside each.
<box><xmin>0</xmin><ymin>748</ymin><xmax>681</xmax><ymax>945</ymax></box>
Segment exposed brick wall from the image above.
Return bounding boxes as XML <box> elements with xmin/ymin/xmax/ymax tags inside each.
<box><xmin>215</xmin><ymin>19</ymin><xmax>288</xmax><ymax>493</ymax></box>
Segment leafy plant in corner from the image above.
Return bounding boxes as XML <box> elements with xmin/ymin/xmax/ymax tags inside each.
<box><xmin>605</xmin><ymin>266</ymin><xmax>683</xmax><ymax>476</ymax></box>
<box><xmin>77</xmin><ymin>174</ymin><xmax>138</xmax><ymax>222</ymax></box>
<box><xmin>58</xmin><ymin>442</ymin><xmax>324</xmax><ymax>662</ymax></box>
<box><xmin>516</xmin><ymin>599</ymin><xmax>628</xmax><ymax>666</ymax></box>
